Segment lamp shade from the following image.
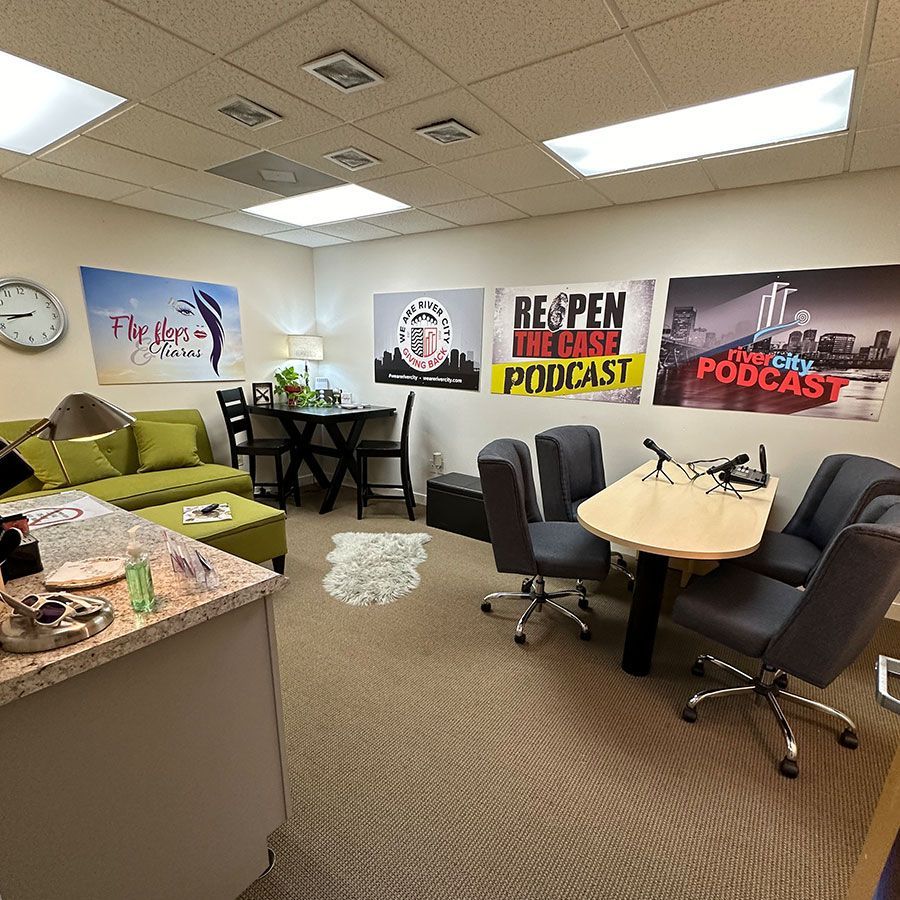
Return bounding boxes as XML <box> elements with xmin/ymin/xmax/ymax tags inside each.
<box><xmin>287</xmin><ymin>334</ymin><xmax>324</xmax><ymax>361</ymax></box>
<box><xmin>41</xmin><ymin>393</ymin><xmax>135</xmax><ymax>442</ymax></box>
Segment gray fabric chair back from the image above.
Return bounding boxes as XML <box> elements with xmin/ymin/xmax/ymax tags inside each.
<box><xmin>477</xmin><ymin>439</ymin><xmax>542</xmax><ymax>576</ymax></box>
<box><xmin>784</xmin><ymin>454</ymin><xmax>900</xmax><ymax>550</ymax></box>
<box><xmin>535</xmin><ymin>425</ymin><xmax>606</xmax><ymax>522</ymax></box>
<box><xmin>766</xmin><ymin>496</ymin><xmax>900</xmax><ymax>687</ymax></box>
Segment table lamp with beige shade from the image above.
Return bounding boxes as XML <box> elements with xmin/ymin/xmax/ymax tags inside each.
<box><xmin>287</xmin><ymin>334</ymin><xmax>324</xmax><ymax>389</ymax></box>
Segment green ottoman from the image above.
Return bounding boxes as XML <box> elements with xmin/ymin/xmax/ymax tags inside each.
<box><xmin>136</xmin><ymin>491</ymin><xmax>287</xmax><ymax>574</ymax></box>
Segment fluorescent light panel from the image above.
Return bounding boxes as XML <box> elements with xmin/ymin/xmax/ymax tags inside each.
<box><xmin>544</xmin><ymin>70</ymin><xmax>855</xmax><ymax>178</ymax></box>
<box><xmin>0</xmin><ymin>50</ymin><xmax>125</xmax><ymax>154</ymax></box>
<box><xmin>245</xmin><ymin>183</ymin><xmax>408</xmax><ymax>227</ymax></box>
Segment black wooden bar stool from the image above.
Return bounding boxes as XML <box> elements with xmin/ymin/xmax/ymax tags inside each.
<box><xmin>357</xmin><ymin>391</ymin><xmax>416</xmax><ymax>521</ymax></box>
<box><xmin>216</xmin><ymin>387</ymin><xmax>300</xmax><ymax>510</ymax></box>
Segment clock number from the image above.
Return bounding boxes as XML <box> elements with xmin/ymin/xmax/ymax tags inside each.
<box><xmin>45</xmin><ymin>301</ymin><xmax>52</xmax><ymax>308</ymax></box>
<box><xmin>2</xmin><ymin>289</ymin><xmax>10</xmax><ymax>297</ymax></box>
<box><xmin>50</xmin><ymin>324</ymin><xmax>56</xmax><ymax>332</ymax></box>
<box><xmin>13</xmin><ymin>331</ymin><xmax>18</xmax><ymax>339</ymax></box>
<box><xmin>15</xmin><ymin>287</ymin><xmax>24</xmax><ymax>295</ymax></box>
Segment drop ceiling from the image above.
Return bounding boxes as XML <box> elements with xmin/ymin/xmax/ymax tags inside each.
<box><xmin>1</xmin><ymin>0</ymin><xmax>898</xmax><ymax>246</ymax></box>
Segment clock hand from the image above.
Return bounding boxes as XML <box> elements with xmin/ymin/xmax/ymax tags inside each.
<box><xmin>0</xmin><ymin>312</ymin><xmax>35</xmax><ymax>319</ymax></box>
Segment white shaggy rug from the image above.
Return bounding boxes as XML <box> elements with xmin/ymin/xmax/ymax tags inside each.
<box><xmin>323</xmin><ymin>532</ymin><xmax>432</xmax><ymax>606</ymax></box>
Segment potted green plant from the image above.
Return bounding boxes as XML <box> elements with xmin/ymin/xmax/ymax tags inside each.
<box><xmin>274</xmin><ymin>366</ymin><xmax>329</xmax><ymax>407</ymax></box>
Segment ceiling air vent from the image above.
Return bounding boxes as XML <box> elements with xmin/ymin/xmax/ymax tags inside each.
<box><xmin>217</xmin><ymin>96</ymin><xmax>282</xmax><ymax>129</ymax></box>
<box><xmin>415</xmin><ymin>119</ymin><xmax>479</xmax><ymax>145</ymax></box>
<box><xmin>324</xmin><ymin>147</ymin><xmax>380</xmax><ymax>171</ymax></box>
<box><xmin>302</xmin><ymin>51</ymin><xmax>383</xmax><ymax>93</ymax></box>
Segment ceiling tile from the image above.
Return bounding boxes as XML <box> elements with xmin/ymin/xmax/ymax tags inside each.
<box><xmin>424</xmin><ymin>196</ymin><xmax>527</xmax><ymax>226</ymax></box>
<box><xmin>353</xmin><ymin>0</ymin><xmax>619</xmax><ymax>82</ymax></box>
<box><xmin>227</xmin><ymin>0</ymin><xmax>455</xmax><ymax>121</ymax></box>
<box><xmin>267</xmin><ymin>229</ymin><xmax>350</xmax><ymax>247</ymax></box>
<box><xmin>850</xmin><ymin>125</ymin><xmax>900</xmax><ymax>171</ymax></box>
<box><xmin>857</xmin><ymin>60</ymin><xmax>900</xmax><ymax>131</ymax></box>
<box><xmin>87</xmin><ymin>106</ymin><xmax>256</xmax><ymax>169</ymax></box>
<box><xmin>115</xmin><ymin>189</ymin><xmax>228</xmax><ymax>220</ymax></box>
<box><xmin>870</xmin><ymin>0</ymin><xmax>900</xmax><ymax>62</ymax></box>
<box><xmin>1</xmin><ymin>0</ymin><xmax>212</xmax><ymax>99</ymax></box>
<box><xmin>199</xmin><ymin>211</ymin><xmax>296</xmax><ymax>235</ymax></box>
<box><xmin>40</xmin><ymin>136</ymin><xmax>193</xmax><ymax>187</ymax></box>
<box><xmin>440</xmin><ymin>145</ymin><xmax>575</xmax><ymax>194</ymax></box>
<box><xmin>273</xmin><ymin>125</ymin><xmax>423</xmax><ymax>183</ymax></box>
<box><xmin>154</xmin><ymin>171</ymin><xmax>281</xmax><ymax>208</ymax></box>
<box><xmin>145</xmin><ymin>61</ymin><xmax>340</xmax><ymax>150</ymax></box>
<box><xmin>361</xmin><ymin>168</ymin><xmax>482</xmax><ymax>206</ymax></box>
<box><xmin>471</xmin><ymin>37</ymin><xmax>664</xmax><ymax>140</ymax></box>
<box><xmin>589</xmin><ymin>161</ymin><xmax>714</xmax><ymax>204</ymax></box>
<box><xmin>109</xmin><ymin>0</ymin><xmax>316</xmax><ymax>54</ymax></box>
<box><xmin>310</xmin><ymin>220</ymin><xmax>399</xmax><ymax>241</ymax></box>
<box><xmin>635</xmin><ymin>0</ymin><xmax>866</xmax><ymax>108</ymax></box>
<box><xmin>358</xmin><ymin>209</ymin><xmax>455</xmax><ymax>234</ymax></box>
<box><xmin>0</xmin><ymin>150</ymin><xmax>28</xmax><ymax>175</ymax></box>
<box><xmin>614</xmin><ymin>0</ymin><xmax>730</xmax><ymax>28</ymax></box>
<box><xmin>702</xmin><ymin>136</ymin><xmax>848</xmax><ymax>189</ymax></box>
<box><xmin>356</xmin><ymin>89</ymin><xmax>528</xmax><ymax>164</ymax></box>
<box><xmin>497</xmin><ymin>181</ymin><xmax>612</xmax><ymax>216</ymax></box>
<box><xmin>3</xmin><ymin>159</ymin><xmax>140</xmax><ymax>200</ymax></box>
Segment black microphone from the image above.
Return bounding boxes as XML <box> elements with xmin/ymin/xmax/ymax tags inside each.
<box><xmin>706</xmin><ymin>454</ymin><xmax>750</xmax><ymax>477</ymax></box>
<box><xmin>643</xmin><ymin>438</ymin><xmax>672</xmax><ymax>462</ymax></box>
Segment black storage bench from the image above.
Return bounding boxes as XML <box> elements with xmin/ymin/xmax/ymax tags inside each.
<box><xmin>426</xmin><ymin>473</ymin><xmax>490</xmax><ymax>542</ymax></box>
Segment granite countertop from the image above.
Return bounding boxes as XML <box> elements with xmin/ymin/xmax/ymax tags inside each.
<box><xmin>0</xmin><ymin>491</ymin><xmax>286</xmax><ymax>707</ymax></box>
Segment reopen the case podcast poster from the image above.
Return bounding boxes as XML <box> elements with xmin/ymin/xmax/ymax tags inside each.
<box><xmin>653</xmin><ymin>265</ymin><xmax>900</xmax><ymax>422</ymax></box>
<box><xmin>491</xmin><ymin>280</ymin><xmax>655</xmax><ymax>402</ymax></box>
<box><xmin>81</xmin><ymin>266</ymin><xmax>245</xmax><ymax>384</ymax></box>
<box><xmin>373</xmin><ymin>288</ymin><xmax>483</xmax><ymax>391</ymax></box>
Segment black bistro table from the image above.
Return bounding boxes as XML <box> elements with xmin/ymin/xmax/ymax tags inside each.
<box><xmin>247</xmin><ymin>402</ymin><xmax>396</xmax><ymax>514</ymax></box>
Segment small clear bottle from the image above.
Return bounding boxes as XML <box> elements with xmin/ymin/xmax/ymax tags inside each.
<box><xmin>125</xmin><ymin>525</ymin><xmax>156</xmax><ymax>613</ymax></box>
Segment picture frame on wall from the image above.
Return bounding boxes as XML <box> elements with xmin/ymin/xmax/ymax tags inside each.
<box><xmin>252</xmin><ymin>382</ymin><xmax>274</xmax><ymax>405</ymax></box>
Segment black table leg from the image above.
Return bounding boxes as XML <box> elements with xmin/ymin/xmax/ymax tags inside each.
<box><xmin>319</xmin><ymin>419</ymin><xmax>366</xmax><ymax>514</ymax></box>
<box><xmin>621</xmin><ymin>551</ymin><xmax>670</xmax><ymax>677</ymax></box>
<box><xmin>282</xmin><ymin>419</ymin><xmax>329</xmax><ymax>489</ymax></box>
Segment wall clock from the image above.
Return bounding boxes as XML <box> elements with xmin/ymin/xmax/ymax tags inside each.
<box><xmin>0</xmin><ymin>277</ymin><xmax>67</xmax><ymax>351</ymax></box>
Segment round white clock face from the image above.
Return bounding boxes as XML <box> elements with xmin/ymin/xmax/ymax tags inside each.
<box><xmin>0</xmin><ymin>278</ymin><xmax>67</xmax><ymax>351</ymax></box>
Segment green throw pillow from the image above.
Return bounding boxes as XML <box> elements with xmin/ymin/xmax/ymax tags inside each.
<box><xmin>18</xmin><ymin>436</ymin><xmax>121</xmax><ymax>490</ymax></box>
<box><xmin>133</xmin><ymin>420</ymin><xmax>202</xmax><ymax>472</ymax></box>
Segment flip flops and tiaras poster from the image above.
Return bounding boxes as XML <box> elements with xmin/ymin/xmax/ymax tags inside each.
<box><xmin>80</xmin><ymin>266</ymin><xmax>245</xmax><ymax>384</ymax></box>
<box><xmin>491</xmin><ymin>280</ymin><xmax>656</xmax><ymax>403</ymax></box>
<box><xmin>653</xmin><ymin>265</ymin><xmax>900</xmax><ymax>421</ymax></box>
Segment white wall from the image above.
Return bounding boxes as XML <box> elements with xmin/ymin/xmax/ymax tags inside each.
<box><xmin>313</xmin><ymin>168</ymin><xmax>900</xmax><ymax>530</ymax></box>
<box><xmin>0</xmin><ymin>179</ymin><xmax>316</xmax><ymax>460</ymax></box>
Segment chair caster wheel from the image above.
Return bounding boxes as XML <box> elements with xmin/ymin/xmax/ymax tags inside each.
<box><xmin>480</xmin><ymin>602</ymin><xmax>492</xmax><ymax>613</ymax></box>
<box><xmin>514</xmin><ymin>632</ymin><xmax>526</xmax><ymax>644</ymax></box>
<box><xmin>775</xmin><ymin>673</ymin><xmax>788</xmax><ymax>690</ymax></box>
<box><xmin>691</xmin><ymin>661</ymin><xmax>705</xmax><ymax>677</ymax></box>
<box><xmin>779</xmin><ymin>757</ymin><xmax>799</xmax><ymax>779</ymax></box>
<box><xmin>577</xmin><ymin>596</ymin><xmax>591</xmax><ymax>611</ymax></box>
<box><xmin>579</xmin><ymin>629</ymin><xmax>591</xmax><ymax>641</ymax></box>
<box><xmin>681</xmin><ymin>706</ymin><xmax>698</xmax><ymax>723</ymax></box>
<box><xmin>839</xmin><ymin>728</ymin><xmax>859</xmax><ymax>750</ymax></box>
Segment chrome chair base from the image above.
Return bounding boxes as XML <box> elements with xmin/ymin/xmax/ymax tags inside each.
<box><xmin>481</xmin><ymin>574</ymin><xmax>591</xmax><ymax>644</ymax></box>
<box><xmin>681</xmin><ymin>655</ymin><xmax>859</xmax><ymax>779</ymax></box>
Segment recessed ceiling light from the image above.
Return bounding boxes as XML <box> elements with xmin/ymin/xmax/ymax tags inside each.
<box><xmin>544</xmin><ymin>70</ymin><xmax>855</xmax><ymax>178</ymax></box>
<box><xmin>259</xmin><ymin>168</ymin><xmax>297</xmax><ymax>184</ymax></box>
<box><xmin>416</xmin><ymin>119</ymin><xmax>479</xmax><ymax>145</ymax></box>
<box><xmin>0</xmin><ymin>50</ymin><xmax>125</xmax><ymax>154</ymax></box>
<box><xmin>302</xmin><ymin>51</ymin><xmax>383</xmax><ymax>94</ymax></box>
<box><xmin>217</xmin><ymin>96</ymin><xmax>281</xmax><ymax>130</ymax></box>
<box><xmin>245</xmin><ymin>184</ymin><xmax>408</xmax><ymax>227</ymax></box>
<box><xmin>324</xmin><ymin>147</ymin><xmax>380</xmax><ymax>171</ymax></box>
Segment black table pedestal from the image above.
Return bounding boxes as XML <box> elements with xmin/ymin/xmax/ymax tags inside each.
<box><xmin>621</xmin><ymin>551</ymin><xmax>670</xmax><ymax>677</ymax></box>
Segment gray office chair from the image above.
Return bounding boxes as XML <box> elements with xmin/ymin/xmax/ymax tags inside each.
<box><xmin>477</xmin><ymin>438</ymin><xmax>611</xmax><ymax>644</ymax></box>
<box><xmin>535</xmin><ymin>425</ymin><xmax>632</xmax><ymax>586</ymax></box>
<box><xmin>673</xmin><ymin>495</ymin><xmax>900</xmax><ymax>778</ymax></box>
<box><xmin>735</xmin><ymin>454</ymin><xmax>900</xmax><ymax>586</ymax></box>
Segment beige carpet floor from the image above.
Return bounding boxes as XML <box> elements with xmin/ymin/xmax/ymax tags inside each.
<box><xmin>241</xmin><ymin>492</ymin><xmax>900</xmax><ymax>900</ymax></box>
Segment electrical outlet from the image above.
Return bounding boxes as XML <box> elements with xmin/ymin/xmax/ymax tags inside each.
<box><xmin>431</xmin><ymin>451</ymin><xmax>444</xmax><ymax>474</ymax></box>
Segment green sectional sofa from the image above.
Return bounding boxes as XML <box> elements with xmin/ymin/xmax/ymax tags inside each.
<box><xmin>0</xmin><ymin>409</ymin><xmax>252</xmax><ymax>510</ymax></box>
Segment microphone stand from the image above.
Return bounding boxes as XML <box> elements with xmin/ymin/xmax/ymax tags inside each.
<box><xmin>705</xmin><ymin>469</ymin><xmax>743</xmax><ymax>499</ymax></box>
<box><xmin>642</xmin><ymin>454</ymin><xmax>675</xmax><ymax>484</ymax></box>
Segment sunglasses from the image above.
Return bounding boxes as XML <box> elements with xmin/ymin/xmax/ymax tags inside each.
<box><xmin>1</xmin><ymin>590</ymin><xmax>104</xmax><ymax>627</ymax></box>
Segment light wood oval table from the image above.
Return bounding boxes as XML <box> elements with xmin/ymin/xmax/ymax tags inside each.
<box><xmin>578</xmin><ymin>460</ymin><xmax>779</xmax><ymax>676</ymax></box>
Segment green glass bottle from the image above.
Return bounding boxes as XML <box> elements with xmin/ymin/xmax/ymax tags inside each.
<box><xmin>125</xmin><ymin>525</ymin><xmax>156</xmax><ymax>613</ymax></box>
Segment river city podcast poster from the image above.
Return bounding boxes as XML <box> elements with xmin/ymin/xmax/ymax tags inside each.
<box><xmin>491</xmin><ymin>280</ymin><xmax>655</xmax><ymax>402</ymax></box>
<box><xmin>81</xmin><ymin>266</ymin><xmax>245</xmax><ymax>384</ymax></box>
<box><xmin>653</xmin><ymin>265</ymin><xmax>900</xmax><ymax>421</ymax></box>
<box><xmin>374</xmin><ymin>288</ymin><xmax>483</xmax><ymax>391</ymax></box>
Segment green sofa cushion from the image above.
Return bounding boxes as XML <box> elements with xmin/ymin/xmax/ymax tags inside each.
<box><xmin>17</xmin><ymin>436</ymin><xmax>121</xmax><ymax>490</ymax></box>
<box><xmin>133</xmin><ymin>420</ymin><xmax>202</xmax><ymax>473</ymax></box>
<box><xmin>134</xmin><ymin>491</ymin><xmax>286</xmax><ymax>565</ymax></box>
